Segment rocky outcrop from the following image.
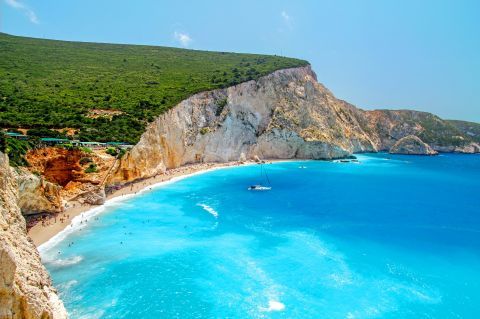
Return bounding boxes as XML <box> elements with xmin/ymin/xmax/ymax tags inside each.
<box><xmin>109</xmin><ymin>66</ymin><xmax>376</xmax><ymax>183</ymax></box>
<box><xmin>24</xmin><ymin>147</ymin><xmax>114</xmax><ymax>208</ymax></box>
<box><xmin>389</xmin><ymin>135</ymin><xmax>438</xmax><ymax>155</ymax></box>
<box><xmin>69</xmin><ymin>184</ymin><xmax>106</xmax><ymax>205</ymax></box>
<box><xmin>431</xmin><ymin>142</ymin><xmax>480</xmax><ymax>154</ymax></box>
<box><xmin>361</xmin><ymin>109</ymin><xmax>480</xmax><ymax>153</ymax></box>
<box><xmin>13</xmin><ymin>169</ymin><xmax>64</xmax><ymax>215</ymax></box>
<box><xmin>0</xmin><ymin>152</ymin><xmax>67</xmax><ymax>319</ymax></box>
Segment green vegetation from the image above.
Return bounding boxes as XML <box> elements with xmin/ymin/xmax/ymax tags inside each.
<box><xmin>0</xmin><ymin>33</ymin><xmax>308</xmax><ymax>144</ymax></box>
<box><xmin>378</xmin><ymin>111</ymin><xmax>478</xmax><ymax>147</ymax></box>
<box><xmin>79</xmin><ymin>156</ymin><xmax>93</xmax><ymax>165</ymax></box>
<box><xmin>105</xmin><ymin>147</ymin><xmax>126</xmax><ymax>158</ymax></box>
<box><xmin>84</xmin><ymin>163</ymin><xmax>98</xmax><ymax>173</ymax></box>
<box><xmin>200</xmin><ymin>127</ymin><xmax>210</xmax><ymax>135</ymax></box>
<box><xmin>215</xmin><ymin>97</ymin><xmax>228</xmax><ymax>116</ymax></box>
<box><xmin>105</xmin><ymin>147</ymin><xmax>118</xmax><ymax>157</ymax></box>
<box><xmin>447</xmin><ymin>120</ymin><xmax>480</xmax><ymax>143</ymax></box>
<box><xmin>0</xmin><ymin>132</ymin><xmax>32</xmax><ymax>166</ymax></box>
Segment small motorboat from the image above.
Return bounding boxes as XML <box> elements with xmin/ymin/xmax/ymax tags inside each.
<box><xmin>299</xmin><ymin>165</ymin><xmax>307</xmax><ymax>169</ymax></box>
<box><xmin>248</xmin><ymin>185</ymin><xmax>272</xmax><ymax>191</ymax></box>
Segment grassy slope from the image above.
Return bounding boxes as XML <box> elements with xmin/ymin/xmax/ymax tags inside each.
<box><xmin>447</xmin><ymin>120</ymin><xmax>480</xmax><ymax>143</ymax></box>
<box><xmin>0</xmin><ymin>33</ymin><xmax>308</xmax><ymax>143</ymax></box>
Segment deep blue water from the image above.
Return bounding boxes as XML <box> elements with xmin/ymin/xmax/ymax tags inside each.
<box><xmin>40</xmin><ymin>154</ymin><xmax>480</xmax><ymax>318</ymax></box>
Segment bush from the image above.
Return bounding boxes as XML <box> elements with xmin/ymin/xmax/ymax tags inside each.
<box><xmin>79</xmin><ymin>157</ymin><xmax>92</xmax><ymax>165</ymax></box>
<box><xmin>200</xmin><ymin>127</ymin><xmax>209</xmax><ymax>135</ymax></box>
<box><xmin>106</xmin><ymin>147</ymin><xmax>119</xmax><ymax>157</ymax></box>
<box><xmin>84</xmin><ymin>163</ymin><xmax>97</xmax><ymax>173</ymax></box>
<box><xmin>215</xmin><ymin>98</ymin><xmax>228</xmax><ymax>116</ymax></box>
<box><xmin>117</xmin><ymin>148</ymin><xmax>127</xmax><ymax>159</ymax></box>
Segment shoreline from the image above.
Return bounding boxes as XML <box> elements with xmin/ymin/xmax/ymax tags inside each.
<box><xmin>29</xmin><ymin>160</ymin><xmax>259</xmax><ymax>248</ymax></box>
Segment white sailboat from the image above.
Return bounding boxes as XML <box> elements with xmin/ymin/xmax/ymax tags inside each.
<box><xmin>248</xmin><ymin>162</ymin><xmax>272</xmax><ymax>191</ymax></box>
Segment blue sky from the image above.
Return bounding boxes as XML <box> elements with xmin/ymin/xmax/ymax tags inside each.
<box><xmin>2</xmin><ymin>0</ymin><xmax>479</xmax><ymax>122</ymax></box>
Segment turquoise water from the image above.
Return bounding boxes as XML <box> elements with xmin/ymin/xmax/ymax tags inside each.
<box><xmin>40</xmin><ymin>154</ymin><xmax>480</xmax><ymax>319</ymax></box>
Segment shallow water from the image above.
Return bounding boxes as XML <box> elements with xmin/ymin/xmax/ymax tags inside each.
<box><xmin>41</xmin><ymin>154</ymin><xmax>480</xmax><ymax>318</ymax></box>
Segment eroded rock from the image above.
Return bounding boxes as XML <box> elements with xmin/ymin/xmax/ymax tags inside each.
<box><xmin>390</xmin><ymin>135</ymin><xmax>438</xmax><ymax>155</ymax></box>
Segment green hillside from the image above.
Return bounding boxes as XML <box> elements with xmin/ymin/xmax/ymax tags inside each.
<box><xmin>0</xmin><ymin>33</ymin><xmax>308</xmax><ymax>143</ymax></box>
<box><xmin>447</xmin><ymin>120</ymin><xmax>480</xmax><ymax>143</ymax></box>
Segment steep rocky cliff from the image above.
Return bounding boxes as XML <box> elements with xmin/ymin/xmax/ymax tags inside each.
<box><xmin>0</xmin><ymin>152</ymin><xmax>67</xmax><ymax>319</ymax></box>
<box><xmin>14</xmin><ymin>169</ymin><xmax>64</xmax><ymax>215</ymax></box>
<box><xmin>109</xmin><ymin>65</ymin><xmax>479</xmax><ymax>184</ymax></box>
<box><xmin>109</xmin><ymin>66</ymin><xmax>376</xmax><ymax>183</ymax></box>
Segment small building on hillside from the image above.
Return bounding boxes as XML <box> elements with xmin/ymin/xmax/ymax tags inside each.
<box><xmin>39</xmin><ymin>138</ymin><xmax>70</xmax><ymax>146</ymax></box>
<box><xmin>106</xmin><ymin>142</ymin><xmax>134</xmax><ymax>149</ymax></box>
<box><xmin>5</xmin><ymin>132</ymin><xmax>29</xmax><ymax>140</ymax></box>
<box><xmin>79</xmin><ymin>141</ymin><xmax>107</xmax><ymax>149</ymax></box>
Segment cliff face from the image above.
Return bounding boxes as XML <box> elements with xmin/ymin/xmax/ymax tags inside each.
<box><xmin>109</xmin><ymin>66</ymin><xmax>479</xmax><ymax>183</ymax></box>
<box><xmin>109</xmin><ymin>66</ymin><xmax>376</xmax><ymax>183</ymax></box>
<box><xmin>25</xmin><ymin>147</ymin><xmax>112</xmax><ymax>206</ymax></box>
<box><xmin>0</xmin><ymin>152</ymin><xmax>67</xmax><ymax>319</ymax></box>
<box><xmin>14</xmin><ymin>169</ymin><xmax>63</xmax><ymax>215</ymax></box>
<box><xmin>362</xmin><ymin>109</ymin><xmax>480</xmax><ymax>153</ymax></box>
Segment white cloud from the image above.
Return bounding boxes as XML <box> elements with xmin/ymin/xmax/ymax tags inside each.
<box><xmin>5</xmin><ymin>0</ymin><xmax>39</xmax><ymax>24</ymax></box>
<box><xmin>281</xmin><ymin>10</ymin><xmax>292</xmax><ymax>28</ymax></box>
<box><xmin>174</xmin><ymin>31</ymin><xmax>192</xmax><ymax>47</ymax></box>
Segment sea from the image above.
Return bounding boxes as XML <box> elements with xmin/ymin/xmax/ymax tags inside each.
<box><xmin>39</xmin><ymin>153</ymin><xmax>480</xmax><ymax>319</ymax></box>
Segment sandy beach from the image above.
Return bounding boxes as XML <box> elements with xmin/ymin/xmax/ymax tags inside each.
<box><xmin>28</xmin><ymin>161</ymin><xmax>249</xmax><ymax>246</ymax></box>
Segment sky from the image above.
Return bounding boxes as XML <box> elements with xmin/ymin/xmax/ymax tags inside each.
<box><xmin>1</xmin><ymin>0</ymin><xmax>479</xmax><ymax>122</ymax></box>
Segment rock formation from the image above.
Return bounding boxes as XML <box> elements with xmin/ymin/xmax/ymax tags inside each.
<box><xmin>361</xmin><ymin>109</ymin><xmax>480</xmax><ymax>153</ymax></box>
<box><xmin>108</xmin><ymin>65</ymin><xmax>479</xmax><ymax>184</ymax></box>
<box><xmin>14</xmin><ymin>169</ymin><xmax>64</xmax><ymax>215</ymax></box>
<box><xmin>389</xmin><ymin>135</ymin><xmax>438</xmax><ymax>155</ymax></box>
<box><xmin>109</xmin><ymin>66</ymin><xmax>376</xmax><ymax>183</ymax></box>
<box><xmin>0</xmin><ymin>152</ymin><xmax>67</xmax><ymax>319</ymax></box>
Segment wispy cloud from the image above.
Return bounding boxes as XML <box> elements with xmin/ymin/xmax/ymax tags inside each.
<box><xmin>5</xmin><ymin>0</ymin><xmax>39</xmax><ymax>24</ymax></box>
<box><xmin>174</xmin><ymin>31</ymin><xmax>192</xmax><ymax>47</ymax></box>
<box><xmin>281</xmin><ymin>10</ymin><xmax>292</xmax><ymax>28</ymax></box>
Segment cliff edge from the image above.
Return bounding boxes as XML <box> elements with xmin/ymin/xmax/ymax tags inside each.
<box><xmin>0</xmin><ymin>152</ymin><xmax>67</xmax><ymax>319</ymax></box>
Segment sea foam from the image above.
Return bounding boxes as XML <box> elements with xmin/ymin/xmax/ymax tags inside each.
<box><xmin>198</xmin><ymin>204</ymin><xmax>219</xmax><ymax>218</ymax></box>
<box><xmin>47</xmin><ymin>255</ymin><xmax>84</xmax><ymax>267</ymax></box>
<box><xmin>261</xmin><ymin>300</ymin><xmax>285</xmax><ymax>312</ymax></box>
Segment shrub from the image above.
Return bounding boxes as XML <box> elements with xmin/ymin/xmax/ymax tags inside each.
<box><xmin>85</xmin><ymin>163</ymin><xmax>97</xmax><ymax>173</ymax></box>
<box><xmin>117</xmin><ymin>148</ymin><xmax>126</xmax><ymax>159</ymax></box>
<box><xmin>79</xmin><ymin>157</ymin><xmax>92</xmax><ymax>165</ymax></box>
<box><xmin>106</xmin><ymin>147</ymin><xmax>119</xmax><ymax>157</ymax></box>
<box><xmin>215</xmin><ymin>98</ymin><xmax>228</xmax><ymax>116</ymax></box>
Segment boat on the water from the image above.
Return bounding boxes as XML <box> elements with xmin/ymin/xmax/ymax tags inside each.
<box><xmin>248</xmin><ymin>160</ymin><xmax>272</xmax><ymax>190</ymax></box>
<box><xmin>248</xmin><ymin>185</ymin><xmax>272</xmax><ymax>191</ymax></box>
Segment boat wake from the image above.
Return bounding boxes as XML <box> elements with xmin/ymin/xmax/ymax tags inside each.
<box><xmin>197</xmin><ymin>204</ymin><xmax>219</xmax><ymax>218</ymax></box>
<box><xmin>261</xmin><ymin>300</ymin><xmax>286</xmax><ymax>312</ymax></box>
